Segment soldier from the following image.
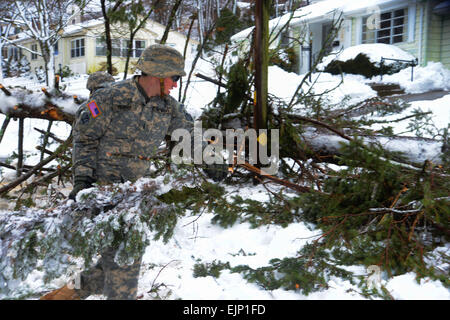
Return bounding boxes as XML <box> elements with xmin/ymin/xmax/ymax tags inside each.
<box><xmin>86</xmin><ymin>71</ymin><xmax>115</xmax><ymax>95</ymax></box>
<box><xmin>41</xmin><ymin>44</ymin><xmax>226</xmax><ymax>300</ymax></box>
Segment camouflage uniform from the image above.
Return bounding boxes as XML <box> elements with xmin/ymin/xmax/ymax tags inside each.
<box><xmin>86</xmin><ymin>71</ymin><xmax>115</xmax><ymax>94</ymax></box>
<box><xmin>72</xmin><ymin>75</ymin><xmax>193</xmax><ymax>300</ymax></box>
<box><xmin>73</xmin><ymin>76</ymin><xmax>192</xmax><ymax>184</ymax></box>
<box><xmin>70</xmin><ymin>45</ymin><xmax>224</xmax><ymax>300</ymax></box>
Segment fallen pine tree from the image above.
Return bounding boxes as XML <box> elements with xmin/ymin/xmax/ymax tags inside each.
<box><xmin>0</xmin><ymin>84</ymin><xmax>82</xmax><ymax>123</ymax></box>
<box><xmin>0</xmin><ymin>178</ymin><xmax>178</xmax><ymax>298</ymax></box>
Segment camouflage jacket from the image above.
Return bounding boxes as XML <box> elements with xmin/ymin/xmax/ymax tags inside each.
<box><xmin>72</xmin><ymin>76</ymin><xmax>193</xmax><ymax>184</ymax></box>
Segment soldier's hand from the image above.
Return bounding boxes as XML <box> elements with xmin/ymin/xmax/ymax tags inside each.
<box><xmin>203</xmin><ymin>163</ymin><xmax>228</xmax><ymax>182</ymax></box>
<box><xmin>69</xmin><ymin>176</ymin><xmax>95</xmax><ymax>201</ymax></box>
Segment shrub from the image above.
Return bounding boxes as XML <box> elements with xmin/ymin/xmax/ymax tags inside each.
<box><xmin>89</xmin><ymin>61</ymin><xmax>118</xmax><ymax>76</ymax></box>
<box><xmin>324</xmin><ymin>53</ymin><xmax>410</xmax><ymax>78</ymax></box>
<box><xmin>269</xmin><ymin>46</ymin><xmax>298</xmax><ymax>73</ymax></box>
<box><xmin>59</xmin><ymin>65</ymin><xmax>73</xmax><ymax>78</ymax></box>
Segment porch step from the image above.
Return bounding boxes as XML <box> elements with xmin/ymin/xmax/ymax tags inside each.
<box><xmin>369</xmin><ymin>83</ymin><xmax>405</xmax><ymax>97</ymax></box>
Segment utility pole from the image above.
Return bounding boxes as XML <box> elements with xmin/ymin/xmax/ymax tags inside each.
<box><xmin>254</xmin><ymin>0</ymin><xmax>270</xmax><ymax>132</ymax></box>
<box><xmin>253</xmin><ymin>0</ymin><xmax>271</xmax><ymax>178</ymax></box>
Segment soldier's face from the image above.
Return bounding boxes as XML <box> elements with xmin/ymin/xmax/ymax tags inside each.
<box><xmin>163</xmin><ymin>77</ymin><xmax>178</xmax><ymax>94</ymax></box>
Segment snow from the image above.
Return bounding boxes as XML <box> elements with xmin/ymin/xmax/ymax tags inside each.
<box><xmin>319</xmin><ymin>44</ymin><xmax>417</xmax><ymax>69</ymax></box>
<box><xmin>386</xmin><ymin>273</ymin><xmax>450</xmax><ymax>300</ymax></box>
<box><xmin>138</xmin><ymin>202</ymin><xmax>323</xmax><ymax>300</ymax></box>
<box><xmin>370</xmin><ymin>93</ymin><xmax>450</xmax><ymax>137</ymax></box>
<box><xmin>0</xmin><ymin>44</ymin><xmax>449</xmax><ymax>300</ymax></box>
<box><xmin>373</xmin><ymin>62</ymin><xmax>450</xmax><ymax>94</ymax></box>
<box><xmin>63</xmin><ymin>19</ymin><xmax>103</xmax><ymax>37</ymax></box>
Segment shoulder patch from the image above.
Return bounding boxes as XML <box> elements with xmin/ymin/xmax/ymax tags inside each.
<box><xmin>87</xmin><ymin>100</ymin><xmax>102</xmax><ymax>118</ymax></box>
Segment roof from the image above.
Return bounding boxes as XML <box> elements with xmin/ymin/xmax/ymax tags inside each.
<box><xmin>63</xmin><ymin>19</ymin><xmax>104</xmax><ymax>36</ymax></box>
<box><xmin>9</xmin><ymin>17</ymin><xmax>199</xmax><ymax>44</ymax></box>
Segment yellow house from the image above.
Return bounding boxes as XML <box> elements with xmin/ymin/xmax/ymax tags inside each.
<box><xmin>9</xmin><ymin>17</ymin><xmax>199</xmax><ymax>76</ymax></box>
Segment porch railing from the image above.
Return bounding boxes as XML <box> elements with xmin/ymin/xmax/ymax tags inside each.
<box><xmin>380</xmin><ymin>57</ymin><xmax>419</xmax><ymax>82</ymax></box>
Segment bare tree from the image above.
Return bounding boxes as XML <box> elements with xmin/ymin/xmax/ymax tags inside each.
<box><xmin>0</xmin><ymin>0</ymin><xmax>89</xmax><ymax>87</ymax></box>
<box><xmin>0</xmin><ymin>20</ymin><xmax>16</xmax><ymax>81</ymax></box>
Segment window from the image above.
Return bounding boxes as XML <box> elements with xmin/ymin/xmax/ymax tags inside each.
<box><xmin>96</xmin><ymin>38</ymin><xmax>106</xmax><ymax>56</ymax></box>
<box><xmin>362</xmin><ymin>8</ymin><xmax>407</xmax><ymax>44</ymax></box>
<box><xmin>71</xmin><ymin>38</ymin><xmax>85</xmax><ymax>58</ymax></box>
<box><xmin>53</xmin><ymin>42</ymin><xmax>58</xmax><ymax>55</ymax></box>
<box><xmin>96</xmin><ymin>38</ymin><xmax>146</xmax><ymax>58</ymax></box>
<box><xmin>31</xmin><ymin>44</ymin><xmax>38</xmax><ymax>60</ymax></box>
<box><xmin>111</xmin><ymin>39</ymin><xmax>121</xmax><ymax>57</ymax></box>
<box><xmin>8</xmin><ymin>47</ymin><xmax>22</xmax><ymax>60</ymax></box>
<box><xmin>280</xmin><ymin>30</ymin><xmax>291</xmax><ymax>48</ymax></box>
<box><xmin>134</xmin><ymin>40</ymin><xmax>145</xmax><ymax>57</ymax></box>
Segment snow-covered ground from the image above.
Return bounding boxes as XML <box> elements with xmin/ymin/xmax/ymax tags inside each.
<box><xmin>0</xmin><ymin>54</ymin><xmax>449</xmax><ymax>300</ymax></box>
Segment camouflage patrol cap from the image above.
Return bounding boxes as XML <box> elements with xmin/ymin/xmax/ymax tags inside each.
<box><xmin>137</xmin><ymin>44</ymin><xmax>186</xmax><ymax>78</ymax></box>
<box><xmin>86</xmin><ymin>71</ymin><xmax>115</xmax><ymax>92</ymax></box>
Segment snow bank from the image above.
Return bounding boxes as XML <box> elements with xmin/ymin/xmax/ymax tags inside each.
<box><xmin>376</xmin><ymin>62</ymin><xmax>450</xmax><ymax>94</ymax></box>
<box><xmin>386</xmin><ymin>273</ymin><xmax>450</xmax><ymax>300</ymax></box>
<box><xmin>319</xmin><ymin>43</ymin><xmax>417</xmax><ymax>69</ymax></box>
<box><xmin>370</xmin><ymin>93</ymin><xmax>450</xmax><ymax>137</ymax></box>
<box><xmin>268</xmin><ymin>65</ymin><xmax>377</xmax><ymax>106</ymax></box>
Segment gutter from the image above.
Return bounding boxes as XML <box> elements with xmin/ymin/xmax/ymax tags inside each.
<box><xmin>423</xmin><ymin>0</ymin><xmax>429</xmax><ymax>66</ymax></box>
<box><xmin>418</xmin><ymin>2</ymin><xmax>424</xmax><ymax>65</ymax></box>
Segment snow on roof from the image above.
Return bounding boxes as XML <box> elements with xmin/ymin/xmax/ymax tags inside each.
<box><xmin>62</xmin><ymin>18</ymin><xmax>104</xmax><ymax>36</ymax></box>
<box><xmin>7</xmin><ymin>31</ymin><xmax>33</xmax><ymax>43</ymax></box>
<box><xmin>237</xmin><ymin>1</ymin><xmax>251</xmax><ymax>9</ymax></box>
<box><xmin>5</xmin><ymin>19</ymin><xmax>103</xmax><ymax>44</ymax></box>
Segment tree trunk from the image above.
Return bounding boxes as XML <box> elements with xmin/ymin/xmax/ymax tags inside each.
<box><xmin>43</xmin><ymin>42</ymin><xmax>56</xmax><ymax>88</ymax></box>
<box><xmin>101</xmin><ymin>0</ymin><xmax>114</xmax><ymax>75</ymax></box>
<box><xmin>17</xmin><ymin>118</ymin><xmax>24</xmax><ymax>177</ymax></box>
<box><xmin>160</xmin><ymin>0</ymin><xmax>184</xmax><ymax>45</ymax></box>
<box><xmin>0</xmin><ymin>43</ymin><xmax>3</xmax><ymax>82</ymax></box>
<box><xmin>254</xmin><ymin>0</ymin><xmax>270</xmax><ymax>131</ymax></box>
<box><xmin>197</xmin><ymin>0</ymin><xmax>204</xmax><ymax>44</ymax></box>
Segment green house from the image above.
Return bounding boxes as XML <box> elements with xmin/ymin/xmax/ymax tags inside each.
<box><xmin>283</xmin><ymin>0</ymin><xmax>450</xmax><ymax>74</ymax></box>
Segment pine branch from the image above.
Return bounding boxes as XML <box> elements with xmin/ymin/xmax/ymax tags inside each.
<box><xmin>33</xmin><ymin>127</ymin><xmax>65</xmax><ymax>144</ymax></box>
<box><xmin>2</xmin><ymin>104</ymin><xmax>75</xmax><ymax>123</ymax></box>
<box><xmin>0</xmin><ymin>162</ymin><xmax>55</xmax><ymax>173</ymax></box>
<box><xmin>0</xmin><ymin>114</ymin><xmax>11</xmax><ymax>144</ymax></box>
<box><xmin>0</xmin><ymin>85</ymin><xmax>80</xmax><ymax>123</ymax></box>
<box><xmin>287</xmin><ymin>114</ymin><xmax>353</xmax><ymax>142</ymax></box>
<box><xmin>238</xmin><ymin>161</ymin><xmax>312</xmax><ymax>193</ymax></box>
<box><xmin>18</xmin><ymin>163</ymin><xmax>71</xmax><ymax>192</ymax></box>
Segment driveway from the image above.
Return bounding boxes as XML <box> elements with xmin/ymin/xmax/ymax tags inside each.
<box><xmin>387</xmin><ymin>90</ymin><xmax>450</xmax><ymax>103</ymax></box>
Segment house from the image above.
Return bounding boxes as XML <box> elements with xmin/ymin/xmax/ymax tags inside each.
<box><xmin>287</xmin><ymin>0</ymin><xmax>450</xmax><ymax>74</ymax></box>
<box><xmin>232</xmin><ymin>0</ymin><xmax>450</xmax><ymax>75</ymax></box>
<box><xmin>4</xmin><ymin>16</ymin><xmax>199</xmax><ymax>77</ymax></box>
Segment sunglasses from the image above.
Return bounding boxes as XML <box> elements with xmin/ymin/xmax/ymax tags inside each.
<box><xmin>171</xmin><ymin>75</ymin><xmax>181</xmax><ymax>82</ymax></box>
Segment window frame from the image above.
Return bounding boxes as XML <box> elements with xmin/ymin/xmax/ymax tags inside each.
<box><xmin>31</xmin><ymin>44</ymin><xmax>38</xmax><ymax>60</ymax></box>
<box><xmin>95</xmin><ymin>38</ymin><xmax>146</xmax><ymax>58</ymax></box>
<box><xmin>362</xmin><ymin>8</ymin><xmax>407</xmax><ymax>45</ymax></box>
<box><xmin>71</xmin><ymin>38</ymin><xmax>85</xmax><ymax>58</ymax></box>
<box><xmin>53</xmin><ymin>42</ymin><xmax>58</xmax><ymax>55</ymax></box>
